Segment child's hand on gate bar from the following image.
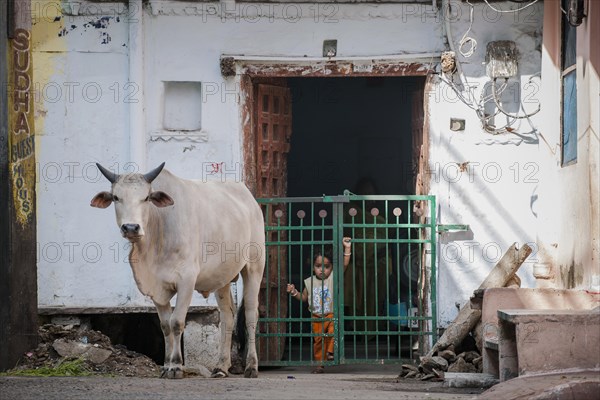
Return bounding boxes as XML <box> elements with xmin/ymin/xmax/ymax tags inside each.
<box><xmin>342</xmin><ymin>237</ymin><xmax>352</xmax><ymax>250</ymax></box>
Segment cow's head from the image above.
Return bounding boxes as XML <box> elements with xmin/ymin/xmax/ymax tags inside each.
<box><xmin>91</xmin><ymin>162</ymin><xmax>174</xmax><ymax>241</ymax></box>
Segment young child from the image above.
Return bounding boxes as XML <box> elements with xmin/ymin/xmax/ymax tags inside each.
<box><xmin>286</xmin><ymin>237</ymin><xmax>352</xmax><ymax>373</ymax></box>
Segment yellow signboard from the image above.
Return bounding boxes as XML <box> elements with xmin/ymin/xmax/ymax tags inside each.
<box><xmin>8</xmin><ymin>27</ymin><xmax>35</xmax><ymax>227</ymax></box>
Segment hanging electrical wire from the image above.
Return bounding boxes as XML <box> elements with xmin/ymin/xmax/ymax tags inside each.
<box><xmin>458</xmin><ymin>0</ymin><xmax>477</xmax><ymax>59</ymax></box>
<box><xmin>492</xmin><ymin>78</ymin><xmax>541</xmax><ymax>120</ymax></box>
<box><xmin>482</xmin><ymin>0</ymin><xmax>541</xmax><ymax>13</ymax></box>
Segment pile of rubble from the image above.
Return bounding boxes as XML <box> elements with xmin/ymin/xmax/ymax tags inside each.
<box><xmin>9</xmin><ymin>324</ymin><xmax>160</xmax><ymax>377</ymax></box>
<box><xmin>399</xmin><ymin>345</ymin><xmax>482</xmax><ymax>381</ymax></box>
<box><xmin>399</xmin><ymin>243</ymin><xmax>532</xmax><ymax>384</ymax></box>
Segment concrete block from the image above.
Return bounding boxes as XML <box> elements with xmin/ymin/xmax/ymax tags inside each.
<box><xmin>480</xmin><ymin>288</ymin><xmax>600</xmax><ymax>378</ymax></box>
<box><xmin>499</xmin><ymin>309</ymin><xmax>600</xmax><ymax>378</ymax></box>
<box><xmin>183</xmin><ymin>313</ymin><xmax>221</xmax><ymax>372</ymax></box>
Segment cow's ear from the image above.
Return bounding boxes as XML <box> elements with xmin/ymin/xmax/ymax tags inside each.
<box><xmin>149</xmin><ymin>191</ymin><xmax>174</xmax><ymax>208</ymax></box>
<box><xmin>91</xmin><ymin>192</ymin><xmax>113</xmax><ymax>208</ymax></box>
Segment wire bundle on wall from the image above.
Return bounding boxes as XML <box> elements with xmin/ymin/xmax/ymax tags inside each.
<box><xmin>439</xmin><ymin>0</ymin><xmax>541</xmax><ymax>135</ymax></box>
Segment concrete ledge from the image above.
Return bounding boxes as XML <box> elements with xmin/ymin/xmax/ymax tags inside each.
<box><xmin>480</xmin><ymin>288</ymin><xmax>600</xmax><ymax>379</ymax></box>
<box><xmin>498</xmin><ymin>308</ymin><xmax>600</xmax><ymax>324</ymax></box>
<box><xmin>498</xmin><ymin>308</ymin><xmax>600</xmax><ymax>380</ymax></box>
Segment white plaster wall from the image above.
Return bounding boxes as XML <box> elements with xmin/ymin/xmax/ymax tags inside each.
<box><xmin>536</xmin><ymin>0</ymin><xmax>600</xmax><ymax>290</ymax></box>
<box><xmin>35</xmin><ymin>1</ymin><xmax>547</xmax><ymax>326</ymax></box>
<box><xmin>34</xmin><ymin>5</ymin><xmax>141</xmax><ymax>308</ymax></box>
<box><xmin>425</xmin><ymin>1</ymin><xmax>543</xmax><ymax>325</ymax></box>
<box><xmin>143</xmin><ymin>2</ymin><xmax>446</xmax><ymax>181</ymax></box>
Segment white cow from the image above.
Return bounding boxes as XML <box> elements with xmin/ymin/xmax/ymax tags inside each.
<box><xmin>91</xmin><ymin>162</ymin><xmax>265</xmax><ymax>379</ymax></box>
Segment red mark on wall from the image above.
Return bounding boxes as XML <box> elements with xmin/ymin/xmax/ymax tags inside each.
<box><xmin>208</xmin><ymin>162</ymin><xmax>225</xmax><ymax>175</ymax></box>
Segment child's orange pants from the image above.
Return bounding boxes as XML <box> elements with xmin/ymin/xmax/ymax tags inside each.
<box><xmin>312</xmin><ymin>313</ymin><xmax>334</xmax><ymax>362</ymax></box>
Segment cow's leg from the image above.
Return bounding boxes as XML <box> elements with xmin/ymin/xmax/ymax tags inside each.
<box><xmin>240</xmin><ymin>265</ymin><xmax>262</xmax><ymax>378</ymax></box>
<box><xmin>211</xmin><ymin>284</ymin><xmax>235</xmax><ymax>378</ymax></box>
<box><xmin>163</xmin><ymin>282</ymin><xmax>194</xmax><ymax>379</ymax></box>
<box><xmin>154</xmin><ymin>302</ymin><xmax>175</xmax><ymax>378</ymax></box>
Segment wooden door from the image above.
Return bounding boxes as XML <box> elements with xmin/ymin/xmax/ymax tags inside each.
<box><xmin>256</xmin><ymin>84</ymin><xmax>292</xmax><ymax>197</ymax></box>
<box><xmin>255</xmin><ymin>83</ymin><xmax>292</xmax><ymax>362</ymax></box>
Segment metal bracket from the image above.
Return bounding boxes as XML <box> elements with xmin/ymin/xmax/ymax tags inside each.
<box><xmin>437</xmin><ymin>224</ymin><xmax>470</xmax><ymax>233</ymax></box>
<box><xmin>322</xmin><ymin>195</ymin><xmax>350</xmax><ymax>203</ymax></box>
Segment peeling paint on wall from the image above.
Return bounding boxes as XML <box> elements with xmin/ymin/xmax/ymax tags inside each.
<box><xmin>32</xmin><ymin>0</ymin><xmax>66</xmax><ymax>141</ymax></box>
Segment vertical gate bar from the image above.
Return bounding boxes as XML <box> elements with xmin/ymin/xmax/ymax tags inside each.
<box><xmin>288</xmin><ymin>202</ymin><xmax>294</xmax><ymax>362</ymax></box>
<box><xmin>418</xmin><ymin>241</ymin><xmax>424</xmax><ymax>360</ymax></box>
<box><xmin>417</xmin><ymin>204</ymin><xmax>421</xmax><ymax>361</ymax></box>
<box><xmin>408</xmin><ymin>199</ymin><xmax>414</xmax><ymax>359</ymax></box>
<box><xmin>267</xmin><ymin>208</ymin><xmax>275</xmax><ymax>361</ymax></box>
<box><xmin>373</xmin><ymin>211</ymin><xmax>379</xmax><ymax>358</ymax></box>
<box><xmin>320</xmin><ymin>211</ymin><xmax>325</xmax><ymax>363</ymax></box>
<box><xmin>430</xmin><ymin>196</ymin><xmax>437</xmax><ymax>343</ymax></box>
<box><xmin>299</xmin><ymin>205</ymin><xmax>305</xmax><ymax>362</ymax></box>
<box><xmin>277</xmin><ymin>202</ymin><xmax>292</xmax><ymax>361</ymax></box>
<box><xmin>265</xmin><ymin>204</ymin><xmax>271</xmax><ymax>361</ymax></box>
<box><xmin>277</xmin><ymin>208</ymin><xmax>283</xmax><ymax>361</ymax></box>
<box><xmin>311</xmin><ymin>205</ymin><xmax>316</xmax><ymax>365</ymax></box>
<box><xmin>385</xmin><ymin>200</ymin><xmax>390</xmax><ymax>359</ymax></box>
<box><xmin>361</xmin><ymin>200</ymin><xmax>368</xmax><ymax>357</ymax></box>
<box><xmin>351</xmin><ymin>210</ymin><xmax>357</xmax><ymax>360</ymax></box>
<box><xmin>395</xmin><ymin>208</ymin><xmax>401</xmax><ymax>359</ymax></box>
<box><xmin>309</xmin><ymin>202</ymin><xmax>314</xmax><ymax>364</ymax></box>
<box><xmin>418</xmin><ymin>204</ymin><xmax>425</xmax><ymax>356</ymax></box>
<box><xmin>333</xmin><ymin>200</ymin><xmax>342</xmax><ymax>363</ymax></box>
<box><xmin>419</xmin><ymin>200</ymin><xmax>425</xmax><ymax>354</ymax></box>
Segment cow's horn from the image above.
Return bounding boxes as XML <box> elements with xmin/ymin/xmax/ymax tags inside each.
<box><xmin>96</xmin><ymin>163</ymin><xmax>118</xmax><ymax>183</ymax></box>
<box><xmin>143</xmin><ymin>162</ymin><xmax>165</xmax><ymax>183</ymax></box>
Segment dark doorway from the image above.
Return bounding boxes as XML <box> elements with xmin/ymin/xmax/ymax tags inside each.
<box><xmin>270</xmin><ymin>76</ymin><xmax>428</xmax><ymax>363</ymax></box>
<box><xmin>286</xmin><ymin>77</ymin><xmax>425</xmax><ymax>197</ymax></box>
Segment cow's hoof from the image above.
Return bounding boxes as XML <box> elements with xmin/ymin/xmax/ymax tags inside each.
<box><xmin>211</xmin><ymin>368</ymin><xmax>228</xmax><ymax>378</ymax></box>
<box><xmin>244</xmin><ymin>368</ymin><xmax>258</xmax><ymax>378</ymax></box>
<box><xmin>228</xmin><ymin>364</ymin><xmax>244</xmax><ymax>375</ymax></box>
<box><xmin>160</xmin><ymin>366</ymin><xmax>184</xmax><ymax>379</ymax></box>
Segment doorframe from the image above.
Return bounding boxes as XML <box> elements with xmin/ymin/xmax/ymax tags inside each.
<box><xmin>229</xmin><ymin>56</ymin><xmax>435</xmax><ymax>197</ymax></box>
<box><xmin>234</xmin><ymin>58</ymin><xmax>437</xmax><ymax>349</ymax></box>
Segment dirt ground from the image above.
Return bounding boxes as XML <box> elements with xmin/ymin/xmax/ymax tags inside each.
<box><xmin>0</xmin><ymin>324</ymin><xmax>485</xmax><ymax>399</ymax></box>
<box><xmin>0</xmin><ymin>367</ymin><xmax>484</xmax><ymax>400</ymax></box>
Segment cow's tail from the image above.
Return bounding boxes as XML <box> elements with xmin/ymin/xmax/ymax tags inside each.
<box><xmin>236</xmin><ymin>300</ymin><xmax>246</xmax><ymax>350</ymax></box>
<box><xmin>235</xmin><ymin>300</ymin><xmax>247</xmax><ymax>362</ymax></box>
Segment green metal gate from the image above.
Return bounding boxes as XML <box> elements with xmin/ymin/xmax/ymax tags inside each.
<box><xmin>256</xmin><ymin>193</ymin><xmax>437</xmax><ymax>366</ymax></box>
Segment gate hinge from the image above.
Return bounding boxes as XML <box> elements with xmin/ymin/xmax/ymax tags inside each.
<box><xmin>323</xmin><ymin>195</ymin><xmax>350</xmax><ymax>203</ymax></box>
<box><xmin>436</xmin><ymin>224</ymin><xmax>470</xmax><ymax>233</ymax></box>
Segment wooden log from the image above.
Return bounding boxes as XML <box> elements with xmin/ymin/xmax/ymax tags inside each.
<box><xmin>428</xmin><ymin>243</ymin><xmax>532</xmax><ymax>357</ymax></box>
